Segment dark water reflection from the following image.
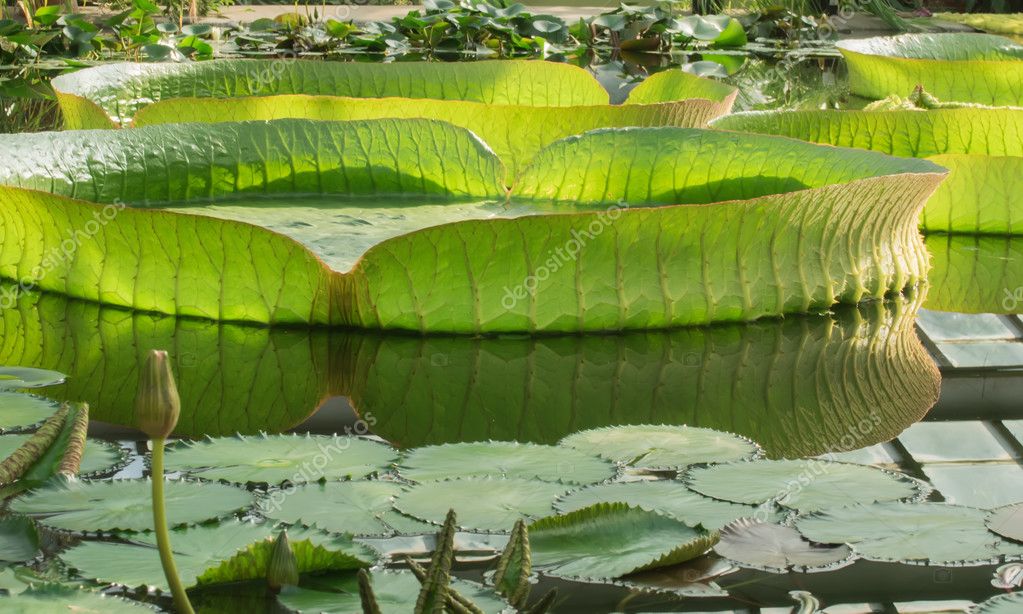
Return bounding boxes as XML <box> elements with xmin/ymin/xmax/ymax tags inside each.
<box><xmin>0</xmin><ymin>285</ymin><xmax>939</xmax><ymax>458</ymax></box>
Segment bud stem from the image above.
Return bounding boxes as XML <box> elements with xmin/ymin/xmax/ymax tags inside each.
<box><xmin>151</xmin><ymin>438</ymin><xmax>194</xmax><ymax>614</ymax></box>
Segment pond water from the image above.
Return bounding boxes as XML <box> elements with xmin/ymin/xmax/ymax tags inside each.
<box><xmin>1</xmin><ymin>46</ymin><xmax>1022</xmax><ymax>613</ymax></box>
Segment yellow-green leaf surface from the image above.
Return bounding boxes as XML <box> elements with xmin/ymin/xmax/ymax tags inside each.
<box><xmin>837</xmin><ymin>33</ymin><xmax>1023</xmax><ymax>105</ymax></box>
<box><xmin>0</xmin><ymin>120</ymin><xmax>944</xmax><ymax>332</ymax></box>
<box><xmin>712</xmin><ymin>107</ymin><xmax>1023</xmax><ymax>234</ymax></box>
<box><xmin>924</xmin><ymin>234</ymin><xmax>1023</xmax><ymax>313</ymax></box>
<box><xmin>60</xmin><ymin>61</ymin><xmax>735</xmax><ymax>179</ymax></box>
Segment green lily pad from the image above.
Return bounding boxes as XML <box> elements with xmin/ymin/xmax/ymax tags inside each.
<box><xmin>987</xmin><ymin>502</ymin><xmax>1023</xmax><ymax>543</ymax></box>
<box><xmin>714</xmin><ymin>518</ymin><xmax>854</xmax><ymax>573</ymax></box>
<box><xmin>10</xmin><ymin>479</ymin><xmax>254</xmax><ymax>532</ymax></box>
<box><xmin>558</xmin><ymin>425</ymin><xmax>760</xmax><ymax>470</ymax></box>
<box><xmin>0</xmin><ymin>393</ymin><xmax>60</xmax><ymax>432</ymax></box>
<box><xmin>0</xmin><ymin>585</ymin><xmax>154</xmax><ymax>613</ymax></box>
<box><xmin>395</xmin><ymin>478</ymin><xmax>570</xmax><ymax>532</ymax></box>
<box><xmin>165</xmin><ymin>434</ymin><xmax>398</xmax><ymax>485</ymax></box>
<box><xmin>0</xmin><ymin>517</ymin><xmax>38</xmax><ymax>564</ymax></box>
<box><xmin>685</xmin><ymin>460</ymin><xmax>927</xmax><ymax>512</ymax></box>
<box><xmin>836</xmin><ymin>33</ymin><xmax>1023</xmax><ymax>105</ymax></box>
<box><xmin>975</xmin><ymin>591</ymin><xmax>1023</xmax><ymax>614</ymax></box>
<box><xmin>276</xmin><ymin>570</ymin><xmax>509</xmax><ymax>614</ymax></box>
<box><xmin>261</xmin><ymin>481</ymin><xmax>432</xmax><ymax>537</ymax></box>
<box><xmin>0</xmin><ymin>434</ymin><xmax>123</xmax><ymax>477</ymax></box>
<box><xmin>397</xmin><ymin>441</ymin><xmax>616</xmax><ymax>484</ymax></box>
<box><xmin>0</xmin><ymin>368</ymin><xmax>65</xmax><ymax>391</ymax></box>
<box><xmin>554</xmin><ymin>480</ymin><xmax>771</xmax><ymax>530</ymax></box>
<box><xmin>795</xmin><ymin>502</ymin><xmax>1023</xmax><ymax>565</ymax></box>
<box><xmin>529</xmin><ymin>503</ymin><xmax>717</xmax><ymax>581</ymax></box>
<box><xmin>61</xmin><ymin>521</ymin><xmax>374</xmax><ymax>591</ymax></box>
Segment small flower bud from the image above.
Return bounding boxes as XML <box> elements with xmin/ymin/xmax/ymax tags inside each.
<box><xmin>134</xmin><ymin>350</ymin><xmax>180</xmax><ymax>440</ymax></box>
<box><xmin>267</xmin><ymin>530</ymin><xmax>299</xmax><ymax>592</ymax></box>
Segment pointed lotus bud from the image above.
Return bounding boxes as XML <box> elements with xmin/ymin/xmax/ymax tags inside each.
<box><xmin>267</xmin><ymin>530</ymin><xmax>299</xmax><ymax>592</ymax></box>
<box><xmin>134</xmin><ymin>350</ymin><xmax>180</xmax><ymax>439</ymax></box>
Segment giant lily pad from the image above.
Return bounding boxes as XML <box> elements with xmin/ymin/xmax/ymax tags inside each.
<box><xmin>51</xmin><ymin>60</ymin><xmax>736</xmax><ymax>177</ymax></box>
<box><xmin>714</xmin><ymin>518</ymin><xmax>854</xmax><ymax>573</ymax></box>
<box><xmin>9</xmin><ymin>479</ymin><xmax>254</xmax><ymax>532</ymax></box>
<box><xmin>795</xmin><ymin>502</ymin><xmax>1023</xmax><ymax>565</ymax></box>
<box><xmin>0</xmin><ymin>119</ymin><xmax>944</xmax><ymax>333</ymax></box>
<box><xmin>836</xmin><ymin>33</ymin><xmax>1023</xmax><ymax>105</ymax></box>
<box><xmin>924</xmin><ymin>235</ymin><xmax>1023</xmax><ymax>314</ymax></box>
<box><xmin>0</xmin><ymin>517</ymin><xmax>39</xmax><ymax>564</ymax></box>
<box><xmin>394</xmin><ymin>478</ymin><xmax>570</xmax><ymax>531</ymax></box>
<box><xmin>260</xmin><ymin>481</ymin><xmax>432</xmax><ymax>537</ymax></box>
<box><xmin>713</xmin><ymin>106</ymin><xmax>1023</xmax><ymax>234</ymax></box>
<box><xmin>276</xmin><ymin>570</ymin><xmax>509</xmax><ymax>614</ymax></box>
<box><xmin>987</xmin><ymin>503</ymin><xmax>1023</xmax><ymax>543</ymax></box>
<box><xmin>397</xmin><ymin>441</ymin><xmax>615</xmax><ymax>484</ymax></box>
<box><xmin>975</xmin><ymin>592</ymin><xmax>1023</xmax><ymax>614</ymax></box>
<box><xmin>0</xmin><ymin>368</ymin><xmax>65</xmax><ymax>390</ymax></box>
<box><xmin>529</xmin><ymin>503</ymin><xmax>717</xmax><ymax>580</ymax></box>
<box><xmin>684</xmin><ymin>460</ymin><xmax>927</xmax><ymax>512</ymax></box>
<box><xmin>165</xmin><ymin>434</ymin><xmax>398</xmax><ymax>485</ymax></box>
<box><xmin>0</xmin><ymin>393</ymin><xmax>60</xmax><ymax>432</ymax></box>
<box><xmin>554</xmin><ymin>480</ymin><xmax>771</xmax><ymax>530</ymax></box>
<box><xmin>60</xmin><ymin>521</ymin><xmax>374</xmax><ymax>591</ymax></box>
<box><xmin>558</xmin><ymin>425</ymin><xmax>760</xmax><ymax>470</ymax></box>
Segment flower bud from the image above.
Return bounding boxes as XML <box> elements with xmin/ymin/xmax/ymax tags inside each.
<box><xmin>134</xmin><ymin>350</ymin><xmax>180</xmax><ymax>440</ymax></box>
<box><xmin>267</xmin><ymin>530</ymin><xmax>299</xmax><ymax>591</ymax></box>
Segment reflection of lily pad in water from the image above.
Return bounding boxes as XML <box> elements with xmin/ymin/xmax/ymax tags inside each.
<box><xmin>0</xmin><ymin>288</ymin><xmax>332</xmax><ymax>438</ymax></box>
<box><xmin>355</xmin><ymin>295</ymin><xmax>939</xmax><ymax>458</ymax></box>
<box><xmin>924</xmin><ymin>234</ymin><xmax>1023</xmax><ymax>314</ymax></box>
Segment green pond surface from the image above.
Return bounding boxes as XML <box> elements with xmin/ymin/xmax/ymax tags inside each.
<box><xmin>1</xmin><ymin>50</ymin><xmax>1023</xmax><ymax>613</ymax></box>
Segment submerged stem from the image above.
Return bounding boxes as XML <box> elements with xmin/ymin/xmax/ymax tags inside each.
<box><xmin>151</xmin><ymin>439</ymin><xmax>195</xmax><ymax>614</ymax></box>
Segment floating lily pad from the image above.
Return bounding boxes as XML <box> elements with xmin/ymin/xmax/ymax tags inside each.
<box><xmin>685</xmin><ymin>460</ymin><xmax>927</xmax><ymax>512</ymax></box>
<box><xmin>975</xmin><ymin>591</ymin><xmax>1023</xmax><ymax>614</ymax></box>
<box><xmin>795</xmin><ymin>502</ymin><xmax>1023</xmax><ymax>565</ymax></box>
<box><xmin>397</xmin><ymin>441</ymin><xmax>615</xmax><ymax>484</ymax></box>
<box><xmin>0</xmin><ymin>585</ymin><xmax>154</xmax><ymax>613</ymax></box>
<box><xmin>0</xmin><ymin>517</ymin><xmax>38</xmax><ymax>564</ymax></box>
<box><xmin>558</xmin><ymin>425</ymin><xmax>760</xmax><ymax>470</ymax></box>
<box><xmin>395</xmin><ymin>478</ymin><xmax>570</xmax><ymax>532</ymax></box>
<box><xmin>0</xmin><ymin>434</ymin><xmax>123</xmax><ymax>478</ymax></box>
<box><xmin>987</xmin><ymin>503</ymin><xmax>1023</xmax><ymax>543</ymax></box>
<box><xmin>276</xmin><ymin>570</ymin><xmax>509</xmax><ymax>614</ymax></box>
<box><xmin>61</xmin><ymin>521</ymin><xmax>374</xmax><ymax>591</ymax></box>
<box><xmin>165</xmin><ymin>434</ymin><xmax>398</xmax><ymax>485</ymax></box>
<box><xmin>0</xmin><ymin>393</ymin><xmax>60</xmax><ymax>432</ymax></box>
<box><xmin>0</xmin><ymin>368</ymin><xmax>65</xmax><ymax>391</ymax></box>
<box><xmin>261</xmin><ymin>481</ymin><xmax>431</xmax><ymax>537</ymax></box>
<box><xmin>529</xmin><ymin>503</ymin><xmax>717</xmax><ymax>581</ymax></box>
<box><xmin>715</xmin><ymin>518</ymin><xmax>854</xmax><ymax>573</ymax></box>
<box><xmin>554</xmin><ymin>480</ymin><xmax>771</xmax><ymax>530</ymax></box>
<box><xmin>10</xmin><ymin>479</ymin><xmax>254</xmax><ymax>532</ymax></box>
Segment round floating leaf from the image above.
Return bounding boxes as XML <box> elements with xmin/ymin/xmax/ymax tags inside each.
<box><xmin>0</xmin><ymin>367</ymin><xmax>66</xmax><ymax>390</ymax></box>
<box><xmin>0</xmin><ymin>393</ymin><xmax>60</xmax><ymax>431</ymax></box>
<box><xmin>398</xmin><ymin>441</ymin><xmax>616</xmax><ymax>484</ymax></box>
<box><xmin>529</xmin><ymin>503</ymin><xmax>717</xmax><ymax>581</ymax></box>
<box><xmin>555</xmin><ymin>480</ymin><xmax>773</xmax><ymax>530</ymax></box>
<box><xmin>715</xmin><ymin>518</ymin><xmax>853</xmax><ymax>573</ymax></box>
<box><xmin>796</xmin><ymin>502</ymin><xmax>1023</xmax><ymax>565</ymax></box>
<box><xmin>559</xmin><ymin>425</ymin><xmax>761</xmax><ymax>470</ymax></box>
<box><xmin>0</xmin><ymin>517</ymin><xmax>39</xmax><ymax>563</ymax></box>
<box><xmin>262</xmin><ymin>481</ymin><xmax>431</xmax><ymax>537</ymax></box>
<box><xmin>165</xmin><ymin>434</ymin><xmax>398</xmax><ymax>485</ymax></box>
<box><xmin>0</xmin><ymin>585</ymin><xmax>154</xmax><ymax>613</ymax></box>
<box><xmin>685</xmin><ymin>460</ymin><xmax>927</xmax><ymax>512</ymax></box>
<box><xmin>10</xmin><ymin>479</ymin><xmax>254</xmax><ymax>532</ymax></box>
<box><xmin>988</xmin><ymin>503</ymin><xmax>1023</xmax><ymax>543</ymax></box>
<box><xmin>975</xmin><ymin>591</ymin><xmax>1023</xmax><ymax>614</ymax></box>
<box><xmin>0</xmin><ymin>434</ymin><xmax>123</xmax><ymax>477</ymax></box>
<box><xmin>277</xmin><ymin>570</ymin><xmax>509</xmax><ymax>614</ymax></box>
<box><xmin>395</xmin><ymin>478</ymin><xmax>570</xmax><ymax>532</ymax></box>
<box><xmin>61</xmin><ymin>521</ymin><xmax>374</xmax><ymax>591</ymax></box>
